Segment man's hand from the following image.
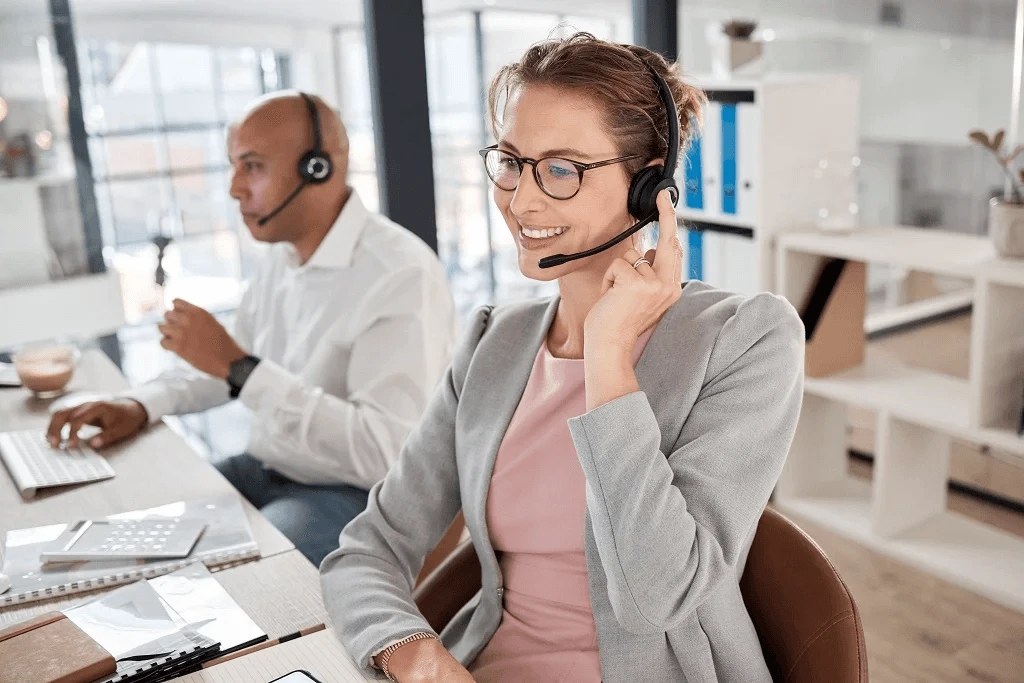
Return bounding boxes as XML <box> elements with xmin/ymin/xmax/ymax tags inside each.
<box><xmin>159</xmin><ymin>299</ymin><xmax>247</xmax><ymax>379</ymax></box>
<box><xmin>47</xmin><ymin>399</ymin><xmax>149</xmax><ymax>449</ymax></box>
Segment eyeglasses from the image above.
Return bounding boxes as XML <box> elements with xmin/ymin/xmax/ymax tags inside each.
<box><xmin>479</xmin><ymin>145</ymin><xmax>640</xmax><ymax>200</ymax></box>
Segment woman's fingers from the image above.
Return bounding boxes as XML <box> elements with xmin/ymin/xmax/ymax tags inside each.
<box><xmin>622</xmin><ymin>247</ymin><xmax>655</xmax><ymax>276</ymax></box>
<box><xmin>653</xmin><ymin>189</ymin><xmax>682</xmax><ymax>284</ymax></box>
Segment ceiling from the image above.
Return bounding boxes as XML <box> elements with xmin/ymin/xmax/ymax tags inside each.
<box><xmin>0</xmin><ymin>0</ymin><xmax>631</xmax><ymax>24</ymax></box>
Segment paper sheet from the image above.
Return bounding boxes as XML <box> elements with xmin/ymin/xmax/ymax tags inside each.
<box><xmin>168</xmin><ymin>630</ymin><xmax>374</xmax><ymax>683</ymax></box>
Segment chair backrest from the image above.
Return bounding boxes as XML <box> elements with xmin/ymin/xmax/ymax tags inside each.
<box><xmin>739</xmin><ymin>507</ymin><xmax>868</xmax><ymax>683</ymax></box>
<box><xmin>413</xmin><ymin>507</ymin><xmax>867</xmax><ymax>683</ymax></box>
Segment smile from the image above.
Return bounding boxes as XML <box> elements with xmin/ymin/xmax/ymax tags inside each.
<box><xmin>520</xmin><ymin>226</ymin><xmax>568</xmax><ymax>239</ymax></box>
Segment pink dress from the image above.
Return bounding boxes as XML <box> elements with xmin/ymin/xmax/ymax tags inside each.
<box><xmin>470</xmin><ymin>330</ymin><xmax>653</xmax><ymax>683</ymax></box>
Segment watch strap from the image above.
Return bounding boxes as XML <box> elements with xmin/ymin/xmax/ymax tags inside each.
<box><xmin>227</xmin><ymin>355</ymin><xmax>260</xmax><ymax>399</ymax></box>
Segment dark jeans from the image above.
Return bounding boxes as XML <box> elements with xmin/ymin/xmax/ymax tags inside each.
<box><xmin>214</xmin><ymin>453</ymin><xmax>370</xmax><ymax>566</ymax></box>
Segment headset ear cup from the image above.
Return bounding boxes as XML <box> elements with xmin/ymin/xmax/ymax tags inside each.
<box><xmin>628</xmin><ymin>165</ymin><xmax>664</xmax><ymax>219</ymax></box>
<box><xmin>298</xmin><ymin>151</ymin><xmax>333</xmax><ymax>184</ymax></box>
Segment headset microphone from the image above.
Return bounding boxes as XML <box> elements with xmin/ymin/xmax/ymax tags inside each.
<box><xmin>256</xmin><ymin>92</ymin><xmax>334</xmax><ymax>227</ymax></box>
<box><xmin>538</xmin><ymin>66</ymin><xmax>681</xmax><ymax>269</ymax></box>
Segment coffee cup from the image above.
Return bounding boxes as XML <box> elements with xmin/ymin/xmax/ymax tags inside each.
<box><xmin>13</xmin><ymin>344</ymin><xmax>80</xmax><ymax>398</ymax></box>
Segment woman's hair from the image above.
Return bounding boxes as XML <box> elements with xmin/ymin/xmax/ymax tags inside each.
<box><xmin>487</xmin><ymin>32</ymin><xmax>707</xmax><ymax>179</ymax></box>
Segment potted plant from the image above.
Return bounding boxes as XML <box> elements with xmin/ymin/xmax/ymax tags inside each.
<box><xmin>969</xmin><ymin>128</ymin><xmax>1024</xmax><ymax>257</ymax></box>
<box><xmin>708</xmin><ymin>19</ymin><xmax>764</xmax><ymax>79</ymax></box>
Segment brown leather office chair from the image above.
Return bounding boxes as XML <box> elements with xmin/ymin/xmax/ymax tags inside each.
<box><xmin>412</xmin><ymin>507</ymin><xmax>868</xmax><ymax>683</ymax></box>
<box><xmin>416</xmin><ymin>513</ymin><xmax>466</xmax><ymax>587</ymax></box>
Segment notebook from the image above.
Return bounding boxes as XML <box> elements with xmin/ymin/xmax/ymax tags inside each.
<box><xmin>1</xmin><ymin>496</ymin><xmax>259</xmax><ymax>607</ymax></box>
<box><xmin>167</xmin><ymin>630</ymin><xmax>375</xmax><ymax>683</ymax></box>
<box><xmin>63</xmin><ymin>578</ymin><xmax>222</xmax><ymax>683</ymax></box>
<box><xmin>0</xmin><ymin>611</ymin><xmax>116</xmax><ymax>683</ymax></box>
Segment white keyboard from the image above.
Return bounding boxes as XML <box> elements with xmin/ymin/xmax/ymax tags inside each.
<box><xmin>0</xmin><ymin>429</ymin><xmax>115</xmax><ymax>499</ymax></box>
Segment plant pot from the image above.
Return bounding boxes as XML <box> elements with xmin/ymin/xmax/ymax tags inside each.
<box><xmin>989</xmin><ymin>198</ymin><xmax>1024</xmax><ymax>258</ymax></box>
<box><xmin>710</xmin><ymin>39</ymin><xmax>764</xmax><ymax>78</ymax></box>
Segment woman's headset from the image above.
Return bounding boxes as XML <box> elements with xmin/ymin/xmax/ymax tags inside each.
<box><xmin>257</xmin><ymin>92</ymin><xmax>334</xmax><ymax>227</ymax></box>
<box><xmin>538</xmin><ymin>66</ymin><xmax>681</xmax><ymax>269</ymax></box>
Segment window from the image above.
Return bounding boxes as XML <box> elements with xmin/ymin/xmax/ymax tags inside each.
<box><xmin>424</xmin><ymin>9</ymin><xmax>624</xmax><ymax>319</ymax></box>
<box><xmin>77</xmin><ymin>40</ymin><xmax>295</xmax><ymax>324</ymax></box>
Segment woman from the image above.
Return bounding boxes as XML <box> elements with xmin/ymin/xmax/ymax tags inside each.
<box><xmin>321</xmin><ymin>33</ymin><xmax>804</xmax><ymax>683</ymax></box>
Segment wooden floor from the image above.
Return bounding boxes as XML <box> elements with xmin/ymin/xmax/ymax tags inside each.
<box><xmin>784</xmin><ymin>306</ymin><xmax>1024</xmax><ymax>682</ymax></box>
<box><xmin>793</xmin><ymin>512</ymin><xmax>1024</xmax><ymax>683</ymax></box>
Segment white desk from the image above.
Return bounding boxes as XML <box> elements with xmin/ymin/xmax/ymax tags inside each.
<box><xmin>0</xmin><ymin>349</ymin><xmax>292</xmax><ymax>557</ymax></box>
<box><xmin>0</xmin><ymin>350</ymin><xmax>329</xmax><ymax>638</ymax></box>
<box><xmin>169</xmin><ymin>629</ymin><xmax>371</xmax><ymax>683</ymax></box>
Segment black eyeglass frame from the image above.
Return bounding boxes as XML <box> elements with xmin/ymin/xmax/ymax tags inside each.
<box><xmin>478</xmin><ymin>144</ymin><xmax>641</xmax><ymax>200</ymax></box>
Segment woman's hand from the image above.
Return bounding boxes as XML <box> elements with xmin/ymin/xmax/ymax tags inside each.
<box><xmin>378</xmin><ymin>636</ymin><xmax>476</xmax><ymax>682</ymax></box>
<box><xmin>583</xmin><ymin>189</ymin><xmax>683</xmax><ymax>410</ymax></box>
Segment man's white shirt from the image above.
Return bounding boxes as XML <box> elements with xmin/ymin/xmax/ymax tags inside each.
<box><xmin>123</xmin><ymin>190</ymin><xmax>457</xmax><ymax>490</ymax></box>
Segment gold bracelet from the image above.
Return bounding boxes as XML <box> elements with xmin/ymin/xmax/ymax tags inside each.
<box><xmin>377</xmin><ymin>631</ymin><xmax>438</xmax><ymax>682</ymax></box>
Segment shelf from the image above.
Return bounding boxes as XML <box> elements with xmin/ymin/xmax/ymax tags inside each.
<box><xmin>778</xmin><ymin>225</ymin><xmax>995</xmax><ymax>279</ymax></box>
<box><xmin>676</xmin><ymin>210</ymin><xmax>756</xmax><ymax>232</ymax></box>
<box><xmin>984</xmin><ymin>258</ymin><xmax>1024</xmax><ymax>288</ymax></box>
<box><xmin>775</xmin><ymin>477</ymin><xmax>1024</xmax><ymax>613</ymax></box>
<box><xmin>864</xmin><ymin>289</ymin><xmax>973</xmax><ymax>336</ymax></box>
<box><xmin>805</xmin><ymin>349</ymin><xmax>971</xmax><ymax>433</ymax></box>
<box><xmin>977</xmin><ymin>426</ymin><xmax>1024</xmax><ymax>458</ymax></box>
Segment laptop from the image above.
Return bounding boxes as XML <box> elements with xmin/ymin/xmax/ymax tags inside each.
<box><xmin>0</xmin><ymin>428</ymin><xmax>114</xmax><ymax>499</ymax></box>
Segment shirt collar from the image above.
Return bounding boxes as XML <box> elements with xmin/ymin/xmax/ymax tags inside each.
<box><xmin>291</xmin><ymin>188</ymin><xmax>368</xmax><ymax>270</ymax></box>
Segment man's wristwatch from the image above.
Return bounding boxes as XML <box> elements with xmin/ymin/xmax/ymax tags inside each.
<box><xmin>227</xmin><ymin>354</ymin><xmax>261</xmax><ymax>399</ymax></box>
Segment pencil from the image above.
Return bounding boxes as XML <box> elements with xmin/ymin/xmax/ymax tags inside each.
<box><xmin>201</xmin><ymin>623</ymin><xmax>327</xmax><ymax>668</ymax></box>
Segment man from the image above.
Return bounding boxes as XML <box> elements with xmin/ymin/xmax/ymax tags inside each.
<box><xmin>47</xmin><ymin>91</ymin><xmax>457</xmax><ymax>565</ymax></box>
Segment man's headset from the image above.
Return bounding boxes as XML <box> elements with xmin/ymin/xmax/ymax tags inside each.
<box><xmin>257</xmin><ymin>92</ymin><xmax>335</xmax><ymax>226</ymax></box>
<box><xmin>537</xmin><ymin>66</ymin><xmax>680</xmax><ymax>269</ymax></box>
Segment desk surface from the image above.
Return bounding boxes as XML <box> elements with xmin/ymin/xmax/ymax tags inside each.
<box><xmin>0</xmin><ymin>549</ymin><xmax>328</xmax><ymax>639</ymax></box>
<box><xmin>0</xmin><ymin>349</ymin><xmax>326</xmax><ymax>638</ymax></box>
<box><xmin>169</xmin><ymin>630</ymin><xmax>371</xmax><ymax>683</ymax></box>
<box><xmin>0</xmin><ymin>349</ymin><xmax>292</xmax><ymax>558</ymax></box>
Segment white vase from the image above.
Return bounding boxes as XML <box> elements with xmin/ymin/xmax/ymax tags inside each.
<box><xmin>989</xmin><ymin>198</ymin><xmax>1024</xmax><ymax>258</ymax></box>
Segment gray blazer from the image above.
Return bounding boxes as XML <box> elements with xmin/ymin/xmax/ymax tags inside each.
<box><xmin>320</xmin><ymin>281</ymin><xmax>805</xmax><ymax>682</ymax></box>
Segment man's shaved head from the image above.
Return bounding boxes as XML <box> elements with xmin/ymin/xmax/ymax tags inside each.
<box><xmin>235</xmin><ymin>91</ymin><xmax>349</xmax><ymax>160</ymax></box>
<box><xmin>228</xmin><ymin>91</ymin><xmax>351</xmax><ymax>250</ymax></box>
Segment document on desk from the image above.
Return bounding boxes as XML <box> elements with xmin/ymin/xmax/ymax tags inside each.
<box><xmin>1</xmin><ymin>495</ymin><xmax>259</xmax><ymax>607</ymax></box>
<box><xmin>168</xmin><ymin>630</ymin><xmax>374</xmax><ymax>683</ymax></box>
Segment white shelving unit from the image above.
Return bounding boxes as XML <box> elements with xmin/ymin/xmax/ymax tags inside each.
<box><xmin>675</xmin><ymin>74</ymin><xmax>860</xmax><ymax>295</ymax></box>
<box><xmin>775</xmin><ymin>225</ymin><xmax>1024</xmax><ymax>612</ymax></box>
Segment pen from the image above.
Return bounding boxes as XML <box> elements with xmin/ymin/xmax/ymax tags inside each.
<box><xmin>201</xmin><ymin>623</ymin><xmax>327</xmax><ymax>668</ymax></box>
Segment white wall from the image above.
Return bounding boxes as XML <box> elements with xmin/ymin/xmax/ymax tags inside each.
<box><xmin>681</xmin><ymin>5</ymin><xmax>1020</xmax><ymax>148</ymax></box>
